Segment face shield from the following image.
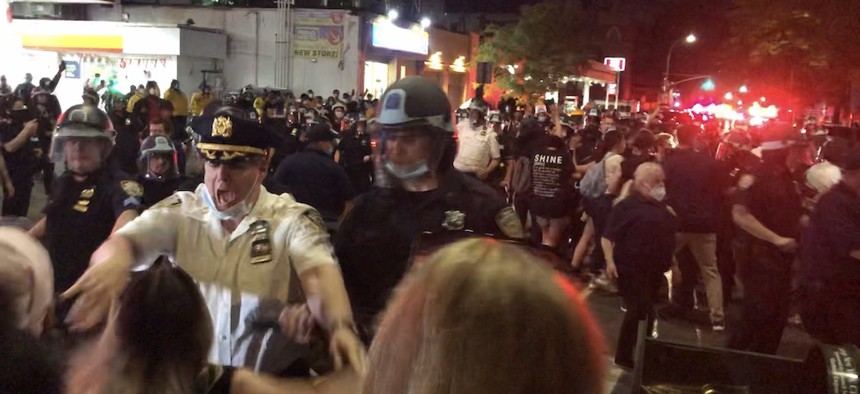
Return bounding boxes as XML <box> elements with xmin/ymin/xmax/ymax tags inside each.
<box><xmin>140</xmin><ymin>136</ymin><xmax>179</xmax><ymax>180</ymax></box>
<box><xmin>375</xmin><ymin>126</ymin><xmax>452</xmax><ymax>188</ymax></box>
<box><xmin>51</xmin><ymin>106</ymin><xmax>115</xmax><ymax>166</ymax></box>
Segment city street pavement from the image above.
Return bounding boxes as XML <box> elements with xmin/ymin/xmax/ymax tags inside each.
<box><xmin>583</xmin><ymin>286</ymin><xmax>816</xmax><ymax>393</ymax></box>
<box><xmin>23</xmin><ymin>177</ymin><xmax>816</xmax><ymax>394</ymax></box>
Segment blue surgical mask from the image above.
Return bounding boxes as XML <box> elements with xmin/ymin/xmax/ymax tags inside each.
<box><xmin>200</xmin><ymin>176</ymin><xmax>258</xmax><ymax>220</ymax></box>
<box><xmin>384</xmin><ymin>160</ymin><xmax>429</xmax><ymax>181</ymax></box>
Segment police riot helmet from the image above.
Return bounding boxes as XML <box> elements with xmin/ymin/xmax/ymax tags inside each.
<box><xmin>455</xmin><ymin>108</ymin><xmax>469</xmax><ymax>123</ymax></box>
<box><xmin>51</xmin><ymin>104</ymin><xmax>114</xmax><ymax>164</ymax></box>
<box><xmin>376</xmin><ymin>76</ymin><xmax>455</xmax><ymax>186</ymax></box>
<box><xmin>139</xmin><ymin>135</ymin><xmax>179</xmax><ymax>180</ymax></box>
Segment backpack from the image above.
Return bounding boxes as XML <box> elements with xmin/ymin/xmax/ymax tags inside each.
<box><xmin>578</xmin><ymin>152</ymin><xmax>616</xmax><ymax>199</ymax></box>
<box><xmin>510</xmin><ymin>155</ymin><xmax>532</xmax><ymax>194</ymax></box>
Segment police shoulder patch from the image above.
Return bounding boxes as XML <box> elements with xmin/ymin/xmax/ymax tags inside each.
<box><xmin>303</xmin><ymin>210</ymin><xmax>328</xmax><ymax>232</ymax></box>
<box><xmin>150</xmin><ymin>194</ymin><xmax>182</xmax><ymax>210</ymax></box>
<box><xmin>120</xmin><ymin>180</ymin><xmax>144</xmax><ymax>198</ymax></box>
<box><xmin>495</xmin><ymin>206</ymin><xmax>525</xmax><ymax>239</ymax></box>
<box><xmin>738</xmin><ymin>174</ymin><xmax>756</xmax><ymax>190</ymax></box>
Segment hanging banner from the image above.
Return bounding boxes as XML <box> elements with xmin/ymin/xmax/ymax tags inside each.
<box><xmin>292</xmin><ymin>10</ymin><xmax>345</xmax><ymax>60</ymax></box>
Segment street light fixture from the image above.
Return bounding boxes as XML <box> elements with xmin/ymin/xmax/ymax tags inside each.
<box><xmin>724</xmin><ymin>92</ymin><xmax>733</xmax><ymax>100</ymax></box>
<box><xmin>739</xmin><ymin>85</ymin><xmax>748</xmax><ymax>93</ymax></box>
<box><xmin>663</xmin><ymin>33</ymin><xmax>697</xmax><ymax>93</ymax></box>
<box><xmin>387</xmin><ymin>9</ymin><xmax>398</xmax><ymax>21</ymax></box>
<box><xmin>420</xmin><ymin>17</ymin><xmax>431</xmax><ymax>29</ymax></box>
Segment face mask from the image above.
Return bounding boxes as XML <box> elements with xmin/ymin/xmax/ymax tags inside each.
<box><xmin>538</xmin><ymin>115</ymin><xmax>547</xmax><ymax>122</ymax></box>
<box><xmin>650</xmin><ymin>185</ymin><xmax>666</xmax><ymax>201</ymax></box>
<box><xmin>201</xmin><ymin>174</ymin><xmax>259</xmax><ymax>221</ymax></box>
<box><xmin>148</xmin><ymin>89</ymin><xmax>156</xmax><ymax>95</ymax></box>
<box><xmin>384</xmin><ymin>160</ymin><xmax>430</xmax><ymax>181</ymax></box>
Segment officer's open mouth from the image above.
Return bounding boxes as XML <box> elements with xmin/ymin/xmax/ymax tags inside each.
<box><xmin>216</xmin><ymin>190</ymin><xmax>237</xmax><ymax>205</ymax></box>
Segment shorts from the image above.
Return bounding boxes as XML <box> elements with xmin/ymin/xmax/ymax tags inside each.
<box><xmin>530</xmin><ymin>195</ymin><xmax>573</xmax><ymax>219</ymax></box>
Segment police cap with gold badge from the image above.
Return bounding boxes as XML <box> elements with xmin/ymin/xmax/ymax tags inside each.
<box><xmin>190</xmin><ymin>104</ymin><xmax>279</xmax><ymax>163</ymax></box>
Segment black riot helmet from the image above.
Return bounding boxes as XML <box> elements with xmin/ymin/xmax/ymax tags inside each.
<box><xmin>50</xmin><ymin>104</ymin><xmax>114</xmax><ymax>164</ymax></box>
<box><xmin>139</xmin><ymin>135</ymin><xmax>179</xmax><ymax>180</ymax></box>
<box><xmin>376</xmin><ymin>76</ymin><xmax>455</xmax><ymax>187</ymax></box>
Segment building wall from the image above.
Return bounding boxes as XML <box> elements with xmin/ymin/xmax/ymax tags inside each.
<box><xmin>87</xmin><ymin>6</ymin><xmax>360</xmax><ymax>95</ymax></box>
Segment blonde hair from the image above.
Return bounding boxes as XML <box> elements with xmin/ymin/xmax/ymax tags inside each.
<box><xmin>364</xmin><ymin>238</ymin><xmax>605</xmax><ymax>394</ymax></box>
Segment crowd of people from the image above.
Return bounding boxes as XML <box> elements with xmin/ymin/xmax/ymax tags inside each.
<box><xmin>0</xmin><ymin>66</ymin><xmax>858</xmax><ymax>393</ymax></box>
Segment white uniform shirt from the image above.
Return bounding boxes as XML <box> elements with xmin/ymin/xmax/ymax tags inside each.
<box><xmin>117</xmin><ymin>185</ymin><xmax>336</xmax><ymax>373</ymax></box>
<box><xmin>454</xmin><ymin>120</ymin><xmax>500</xmax><ymax>174</ymax></box>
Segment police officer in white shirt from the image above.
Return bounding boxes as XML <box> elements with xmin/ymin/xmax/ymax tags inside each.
<box><xmin>61</xmin><ymin>105</ymin><xmax>365</xmax><ymax>375</ymax></box>
<box><xmin>453</xmin><ymin>102</ymin><xmax>500</xmax><ymax>181</ymax></box>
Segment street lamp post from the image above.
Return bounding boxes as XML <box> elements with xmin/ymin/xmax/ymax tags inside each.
<box><xmin>663</xmin><ymin>34</ymin><xmax>697</xmax><ymax>94</ymax></box>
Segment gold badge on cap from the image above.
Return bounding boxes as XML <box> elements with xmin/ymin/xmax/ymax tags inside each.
<box><xmin>212</xmin><ymin>116</ymin><xmax>234</xmax><ymax>138</ymax></box>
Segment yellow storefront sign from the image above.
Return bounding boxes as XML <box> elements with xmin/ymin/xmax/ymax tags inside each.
<box><xmin>21</xmin><ymin>34</ymin><xmax>123</xmax><ymax>52</ymax></box>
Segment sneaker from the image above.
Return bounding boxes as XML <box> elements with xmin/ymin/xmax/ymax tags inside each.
<box><xmin>712</xmin><ymin>320</ymin><xmax>726</xmax><ymax>331</ymax></box>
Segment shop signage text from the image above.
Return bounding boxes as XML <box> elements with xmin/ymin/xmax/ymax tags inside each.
<box><xmin>292</xmin><ymin>10</ymin><xmax>345</xmax><ymax>60</ymax></box>
<box><xmin>371</xmin><ymin>21</ymin><xmax>429</xmax><ymax>55</ymax></box>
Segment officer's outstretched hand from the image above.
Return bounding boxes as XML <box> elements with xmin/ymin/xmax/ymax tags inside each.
<box><xmin>278</xmin><ymin>304</ymin><xmax>315</xmax><ymax>344</ymax></box>
<box><xmin>773</xmin><ymin>237</ymin><xmax>798</xmax><ymax>253</ymax></box>
<box><xmin>61</xmin><ymin>257</ymin><xmax>131</xmax><ymax>332</ymax></box>
<box><xmin>330</xmin><ymin>325</ymin><xmax>367</xmax><ymax>375</ymax></box>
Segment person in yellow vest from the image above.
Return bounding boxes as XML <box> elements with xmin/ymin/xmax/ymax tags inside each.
<box><xmin>189</xmin><ymin>83</ymin><xmax>213</xmax><ymax>116</ymax></box>
<box><xmin>126</xmin><ymin>85</ymin><xmax>145</xmax><ymax>114</ymax></box>
<box><xmin>164</xmin><ymin>79</ymin><xmax>189</xmax><ymax>135</ymax></box>
<box><xmin>253</xmin><ymin>90</ymin><xmax>267</xmax><ymax>118</ymax></box>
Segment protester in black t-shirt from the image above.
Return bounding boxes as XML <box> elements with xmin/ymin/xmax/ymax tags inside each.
<box><xmin>529</xmin><ymin>134</ymin><xmax>575</xmax><ymax>250</ymax></box>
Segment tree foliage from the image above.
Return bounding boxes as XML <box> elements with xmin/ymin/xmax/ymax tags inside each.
<box><xmin>725</xmin><ymin>0</ymin><xmax>860</xmax><ymax>104</ymax></box>
<box><xmin>477</xmin><ymin>2</ymin><xmax>595</xmax><ymax>102</ymax></box>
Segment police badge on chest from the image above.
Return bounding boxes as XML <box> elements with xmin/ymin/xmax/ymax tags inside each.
<box><xmin>250</xmin><ymin>220</ymin><xmax>273</xmax><ymax>264</ymax></box>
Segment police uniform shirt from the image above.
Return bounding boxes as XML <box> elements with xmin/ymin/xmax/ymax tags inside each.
<box><xmin>337</xmin><ymin>133</ymin><xmax>372</xmax><ymax>171</ymax></box>
<box><xmin>44</xmin><ymin>170</ymin><xmax>142</xmax><ymax>291</ymax></box>
<box><xmin>453</xmin><ymin>120</ymin><xmax>500</xmax><ymax>174</ymax></box>
<box><xmin>732</xmin><ymin>161</ymin><xmax>803</xmax><ymax>244</ymax></box>
<box><xmin>116</xmin><ymin>184</ymin><xmax>336</xmax><ymax>372</ymax></box>
<box><xmin>335</xmin><ymin>170</ymin><xmax>523</xmax><ymax>332</ymax></box>
<box><xmin>137</xmin><ymin>175</ymin><xmax>187</xmax><ymax>209</ymax></box>
<box><xmin>273</xmin><ymin>148</ymin><xmax>356</xmax><ymax>219</ymax></box>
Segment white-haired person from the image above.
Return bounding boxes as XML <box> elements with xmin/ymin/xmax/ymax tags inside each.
<box><xmin>0</xmin><ymin>227</ymin><xmax>61</xmax><ymax>394</ymax></box>
<box><xmin>602</xmin><ymin>162</ymin><xmax>678</xmax><ymax>369</ymax></box>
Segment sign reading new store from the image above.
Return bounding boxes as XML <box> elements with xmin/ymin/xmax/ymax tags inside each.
<box><xmin>371</xmin><ymin>21</ymin><xmax>429</xmax><ymax>55</ymax></box>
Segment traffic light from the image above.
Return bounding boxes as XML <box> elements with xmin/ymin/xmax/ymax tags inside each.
<box><xmin>701</xmin><ymin>79</ymin><xmax>715</xmax><ymax>91</ymax></box>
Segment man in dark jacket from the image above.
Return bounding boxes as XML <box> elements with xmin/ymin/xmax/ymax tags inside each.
<box><xmin>663</xmin><ymin>125</ymin><xmax>725</xmax><ymax>330</ymax></box>
<box><xmin>273</xmin><ymin>123</ymin><xmax>354</xmax><ymax>223</ymax></box>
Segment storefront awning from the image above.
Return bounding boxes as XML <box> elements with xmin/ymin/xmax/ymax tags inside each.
<box><xmin>576</xmin><ymin>60</ymin><xmax>617</xmax><ymax>84</ymax></box>
<box><xmin>10</xmin><ymin>20</ymin><xmax>226</xmax><ymax>58</ymax></box>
